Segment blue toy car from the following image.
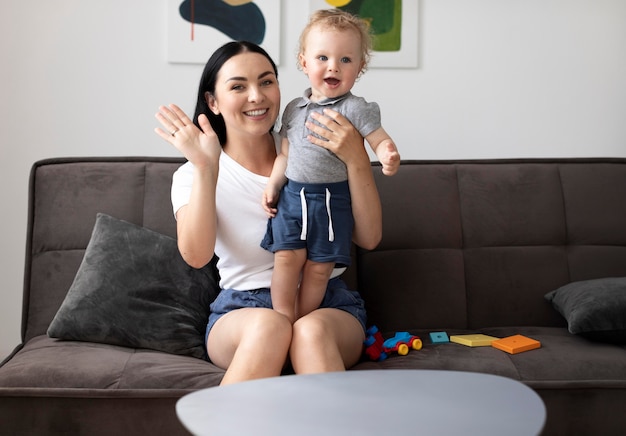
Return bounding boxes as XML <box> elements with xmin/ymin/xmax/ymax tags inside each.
<box><xmin>383</xmin><ymin>332</ymin><xmax>423</xmax><ymax>356</ymax></box>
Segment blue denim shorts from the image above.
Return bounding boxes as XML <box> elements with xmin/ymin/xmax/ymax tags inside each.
<box><xmin>260</xmin><ymin>179</ymin><xmax>353</xmax><ymax>267</ymax></box>
<box><xmin>206</xmin><ymin>277</ymin><xmax>367</xmax><ymax>343</ymax></box>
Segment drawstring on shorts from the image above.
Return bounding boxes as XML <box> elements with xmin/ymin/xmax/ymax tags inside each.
<box><xmin>299</xmin><ymin>187</ymin><xmax>307</xmax><ymax>240</ymax></box>
<box><xmin>299</xmin><ymin>187</ymin><xmax>334</xmax><ymax>242</ymax></box>
<box><xmin>325</xmin><ymin>188</ymin><xmax>334</xmax><ymax>242</ymax></box>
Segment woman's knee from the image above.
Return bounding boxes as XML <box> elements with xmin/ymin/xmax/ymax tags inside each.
<box><xmin>290</xmin><ymin>311</ymin><xmax>347</xmax><ymax>372</ymax></box>
<box><xmin>209</xmin><ymin>308</ymin><xmax>293</xmax><ymax>364</ymax></box>
<box><xmin>291</xmin><ymin>312</ymin><xmax>335</xmax><ymax>350</ymax></box>
<box><xmin>291</xmin><ymin>309</ymin><xmax>364</xmax><ymax>371</ymax></box>
<box><xmin>210</xmin><ymin>309</ymin><xmax>294</xmax><ymax>383</ymax></box>
<box><xmin>247</xmin><ymin>309</ymin><xmax>293</xmax><ymax>345</ymax></box>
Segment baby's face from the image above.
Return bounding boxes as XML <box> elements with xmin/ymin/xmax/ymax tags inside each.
<box><xmin>299</xmin><ymin>26</ymin><xmax>364</xmax><ymax>102</ymax></box>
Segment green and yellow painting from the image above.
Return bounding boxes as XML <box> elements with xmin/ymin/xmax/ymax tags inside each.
<box><xmin>326</xmin><ymin>0</ymin><xmax>402</xmax><ymax>52</ymax></box>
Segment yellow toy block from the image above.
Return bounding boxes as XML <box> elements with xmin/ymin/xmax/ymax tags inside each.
<box><xmin>449</xmin><ymin>334</ymin><xmax>499</xmax><ymax>347</ymax></box>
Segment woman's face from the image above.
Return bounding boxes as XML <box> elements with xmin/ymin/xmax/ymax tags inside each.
<box><xmin>207</xmin><ymin>52</ymin><xmax>280</xmax><ymax>141</ymax></box>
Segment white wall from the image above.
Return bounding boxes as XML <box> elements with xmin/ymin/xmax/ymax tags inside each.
<box><xmin>1</xmin><ymin>0</ymin><xmax>625</xmax><ymax>358</ymax></box>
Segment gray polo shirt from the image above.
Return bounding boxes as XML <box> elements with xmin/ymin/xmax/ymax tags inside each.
<box><xmin>280</xmin><ymin>89</ymin><xmax>381</xmax><ymax>184</ymax></box>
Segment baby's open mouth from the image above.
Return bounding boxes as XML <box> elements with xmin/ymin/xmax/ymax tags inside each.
<box><xmin>324</xmin><ymin>78</ymin><xmax>340</xmax><ymax>86</ymax></box>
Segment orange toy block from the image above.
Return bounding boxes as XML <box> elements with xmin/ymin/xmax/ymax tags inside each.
<box><xmin>491</xmin><ymin>335</ymin><xmax>541</xmax><ymax>354</ymax></box>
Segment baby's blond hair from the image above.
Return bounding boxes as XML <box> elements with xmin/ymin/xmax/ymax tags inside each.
<box><xmin>298</xmin><ymin>9</ymin><xmax>373</xmax><ymax>76</ymax></box>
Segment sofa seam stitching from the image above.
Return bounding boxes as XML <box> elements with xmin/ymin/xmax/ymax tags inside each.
<box><xmin>454</xmin><ymin>164</ymin><xmax>470</xmax><ymax>329</ymax></box>
<box><xmin>556</xmin><ymin>164</ymin><xmax>572</xmax><ymax>282</ymax></box>
<box><xmin>114</xmin><ymin>348</ymin><xmax>136</xmax><ymax>389</ymax></box>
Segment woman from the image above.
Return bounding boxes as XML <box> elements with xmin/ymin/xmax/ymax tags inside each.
<box><xmin>155</xmin><ymin>41</ymin><xmax>381</xmax><ymax>385</ymax></box>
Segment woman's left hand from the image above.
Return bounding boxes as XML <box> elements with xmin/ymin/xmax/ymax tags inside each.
<box><xmin>306</xmin><ymin>108</ymin><xmax>367</xmax><ymax>166</ymax></box>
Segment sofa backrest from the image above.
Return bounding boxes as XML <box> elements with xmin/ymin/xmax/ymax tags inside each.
<box><xmin>22</xmin><ymin>158</ymin><xmax>185</xmax><ymax>342</ymax></box>
<box><xmin>358</xmin><ymin>159</ymin><xmax>626</xmax><ymax>332</ymax></box>
<box><xmin>21</xmin><ymin>158</ymin><xmax>626</xmax><ymax>342</ymax></box>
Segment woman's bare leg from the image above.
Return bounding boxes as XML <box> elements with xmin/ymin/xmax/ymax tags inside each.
<box><xmin>207</xmin><ymin>307</ymin><xmax>292</xmax><ymax>385</ymax></box>
<box><xmin>289</xmin><ymin>308</ymin><xmax>364</xmax><ymax>374</ymax></box>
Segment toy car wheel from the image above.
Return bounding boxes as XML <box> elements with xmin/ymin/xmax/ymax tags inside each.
<box><xmin>412</xmin><ymin>338</ymin><xmax>423</xmax><ymax>350</ymax></box>
<box><xmin>398</xmin><ymin>344</ymin><xmax>409</xmax><ymax>355</ymax></box>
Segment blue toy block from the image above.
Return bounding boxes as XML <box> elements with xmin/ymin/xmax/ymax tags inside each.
<box><xmin>430</xmin><ymin>331</ymin><xmax>450</xmax><ymax>344</ymax></box>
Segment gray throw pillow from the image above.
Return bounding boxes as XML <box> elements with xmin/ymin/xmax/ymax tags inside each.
<box><xmin>47</xmin><ymin>213</ymin><xmax>219</xmax><ymax>359</ymax></box>
<box><xmin>545</xmin><ymin>277</ymin><xmax>626</xmax><ymax>344</ymax></box>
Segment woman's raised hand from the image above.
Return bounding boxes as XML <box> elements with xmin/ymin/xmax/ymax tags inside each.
<box><xmin>155</xmin><ymin>104</ymin><xmax>221</xmax><ymax>169</ymax></box>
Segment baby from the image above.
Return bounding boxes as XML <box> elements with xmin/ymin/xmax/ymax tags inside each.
<box><xmin>261</xmin><ymin>9</ymin><xmax>400</xmax><ymax>323</ymax></box>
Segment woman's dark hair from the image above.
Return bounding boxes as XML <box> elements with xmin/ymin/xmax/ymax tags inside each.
<box><xmin>193</xmin><ymin>41</ymin><xmax>278</xmax><ymax>146</ymax></box>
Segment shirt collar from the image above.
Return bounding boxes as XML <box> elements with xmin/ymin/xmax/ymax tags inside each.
<box><xmin>296</xmin><ymin>88</ymin><xmax>352</xmax><ymax>108</ymax></box>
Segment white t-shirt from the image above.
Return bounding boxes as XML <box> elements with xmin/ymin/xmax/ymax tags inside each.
<box><xmin>171</xmin><ymin>132</ymin><xmax>344</xmax><ymax>291</ymax></box>
<box><xmin>171</xmin><ymin>137</ymin><xmax>277</xmax><ymax>291</ymax></box>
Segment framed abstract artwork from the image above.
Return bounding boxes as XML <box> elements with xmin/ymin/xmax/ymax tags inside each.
<box><xmin>308</xmin><ymin>0</ymin><xmax>418</xmax><ymax>68</ymax></box>
<box><xmin>167</xmin><ymin>0</ymin><xmax>281</xmax><ymax>64</ymax></box>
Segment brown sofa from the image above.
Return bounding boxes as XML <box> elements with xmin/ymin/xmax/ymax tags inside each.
<box><xmin>1</xmin><ymin>157</ymin><xmax>625</xmax><ymax>435</ymax></box>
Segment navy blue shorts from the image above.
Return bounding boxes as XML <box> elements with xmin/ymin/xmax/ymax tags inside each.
<box><xmin>261</xmin><ymin>179</ymin><xmax>353</xmax><ymax>267</ymax></box>
<box><xmin>206</xmin><ymin>277</ymin><xmax>367</xmax><ymax>344</ymax></box>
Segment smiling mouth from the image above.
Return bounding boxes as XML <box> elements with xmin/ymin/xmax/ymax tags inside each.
<box><xmin>244</xmin><ymin>109</ymin><xmax>268</xmax><ymax>117</ymax></box>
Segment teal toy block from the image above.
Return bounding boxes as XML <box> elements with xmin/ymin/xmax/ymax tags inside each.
<box><xmin>430</xmin><ymin>331</ymin><xmax>450</xmax><ymax>344</ymax></box>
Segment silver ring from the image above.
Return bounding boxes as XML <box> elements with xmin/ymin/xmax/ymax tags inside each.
<box><xmin>170</xmin><ymin>129</ymin><xmax>179</xmax><ymax>136</ymax></box>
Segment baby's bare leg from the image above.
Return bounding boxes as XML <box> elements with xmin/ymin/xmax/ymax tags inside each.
<box><xmin>297</xmin><ymin>260</ymin><xmax>335</xmax><ymax>319</ymax></box>
<box><xmin>271</xmin><ymin>249</ymin><xmax>307</xmax><ymax>323</ymax></box>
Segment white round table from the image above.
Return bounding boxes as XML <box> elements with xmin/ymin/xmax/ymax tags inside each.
<box><xmin>177</xmin><ymin>369</ymin><xmax>546</xmax><ymax>436</ymax></box>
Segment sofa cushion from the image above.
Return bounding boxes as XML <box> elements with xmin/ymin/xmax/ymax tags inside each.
<box><xmin>0</xmin><ymin>335</ymin><xmax>224</xmax><ymax>389</ymax></box>
<box><xmin>47</xmin><ymin>213</ymin><xmax>219</xmax><ymax>359</ymax></box>
<box><xmin>545</xmin><ymin>277</ymin><xmax>626</xmax><ymax>344</ymax></box>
